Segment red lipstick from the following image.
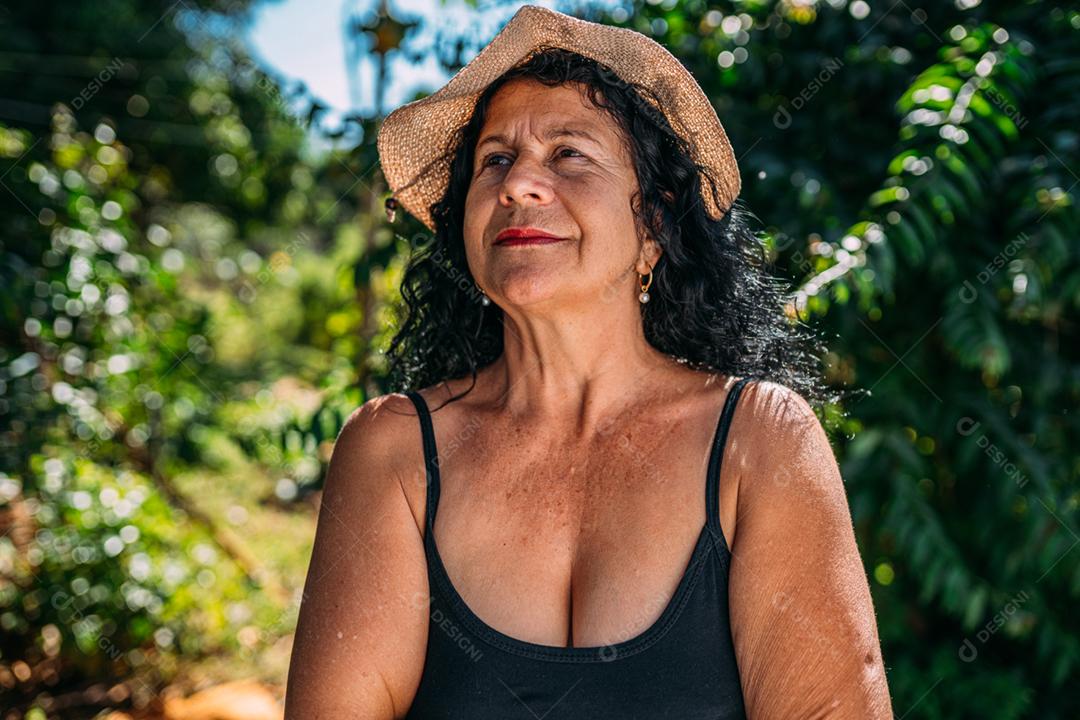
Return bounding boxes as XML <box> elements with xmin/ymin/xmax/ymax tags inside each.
<box><xmin>494</xmin><ymin>226</ymin><xmax>568</xmax><ymax>246</ymax></box>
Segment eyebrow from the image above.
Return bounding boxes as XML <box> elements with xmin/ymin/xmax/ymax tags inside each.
<box><xmin>476</xmin><ymin>126</ymin><xmax>603</xmax><ymax>151</ymax></box>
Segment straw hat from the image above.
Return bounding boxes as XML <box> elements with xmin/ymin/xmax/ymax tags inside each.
<box><xmin>376</xmin><ymin>4</ymin><xmax>741</xmax><ymax>233</ymax></box>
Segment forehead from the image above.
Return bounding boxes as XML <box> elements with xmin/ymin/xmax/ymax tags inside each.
<box><xmin>478</xmin><ymin>78</ymin><xmax>629</xmax><ymax>154</ymax></box>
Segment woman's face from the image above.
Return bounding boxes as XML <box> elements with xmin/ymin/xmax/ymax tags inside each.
<box><xmin>463</xmin><ymin>78</ymin><xmax>651</xmax><ymax>309</ymax></box>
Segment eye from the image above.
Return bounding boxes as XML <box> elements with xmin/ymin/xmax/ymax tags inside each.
<box><xmin>479</xmin><ymin>147</ymin><xmax>585</xmax><ymax>170</ymax></box>
<box><xmin>481</xmin><ymin>153</ymin><xmax>510</xmax><ymax>168</ymax></box>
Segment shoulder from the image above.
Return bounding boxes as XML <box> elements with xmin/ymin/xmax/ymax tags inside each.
<box><xmin>338</xmin><ymin>377</ymin><xmax>481</xmax><ymax>451</ymax></box>
<box><xmin>333</xmin><ymin>392</ymin><xmax>423</xmax><ymax>474</ymax></box>
<box><xmin>737</xmin><ymin>378</ymin><xmax>819</xmax><ymax>426</ymax></box>
<box><xmin>343</xmin><ymin>390</ymin><xmax>423</xmax><ymax>430</ymax></box>
<box><xmin>325</xmin><ymin>392</ymin><xmax>429</xmax><ymax>526</ymax></box>
<box><xmin>735</xmin><ymin>378</ymin><xmax>829</xmax><ymax>465</ymax></box>
<box><xmin>728</xmin><ymin>379</ymin><xmax>843</xmax><ymax>529</ymax></box>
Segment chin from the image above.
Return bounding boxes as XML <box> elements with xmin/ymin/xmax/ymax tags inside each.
<box><xmin>491</xmin><ymin>267</ymin><xmax>570</xmax><ymax>307</ymax></box>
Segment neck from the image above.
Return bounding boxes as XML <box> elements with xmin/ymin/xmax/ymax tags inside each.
<box><xmin>479</xmin><ymin>297</ymin><xmax>688</xmax><ymax>432</ymax></box>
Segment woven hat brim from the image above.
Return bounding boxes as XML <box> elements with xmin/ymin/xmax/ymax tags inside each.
<box><xmin>376</xmin><ymin>4</ymin><xmax>741</xmax><ymax>232</ymax></box>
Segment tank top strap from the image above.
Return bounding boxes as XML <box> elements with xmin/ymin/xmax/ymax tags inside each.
<box><xmin>404</xmin><ymin>390</ymin><xmax>441</xmax><ymax>527</ymax></box>
<box><xmin>705</xmin><ymin>376</ymin><xmax>753</xmax><ymax>544</ymax></box>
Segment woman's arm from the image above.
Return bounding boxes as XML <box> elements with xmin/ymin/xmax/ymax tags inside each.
<box><xmin>727</xmin><ymin>382</ymin><xmax>893</xmax><ymax>719</ymax></box>
<box><xmin>285</xmin><ymin>395</ymin><xmax>429</xmax><ymax>719</ymax></box>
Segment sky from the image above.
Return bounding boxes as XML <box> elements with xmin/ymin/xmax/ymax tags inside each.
<box><xmin>244</xmin><ymin>0</ymin><xmax>562</xmax><ymax>119</ymax></box>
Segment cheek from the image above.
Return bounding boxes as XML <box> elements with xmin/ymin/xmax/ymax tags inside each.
<box><xmin>565</xmin><ymin>180</ymin><xmax>637</xmax><ymax>231</ymax></box>
<box><xmin>462</xmin><ymin>183</ymin><xmax>494</xmax><ymax>270</ymax></box>
<box><xmin>463</xmin><ymin>181</ymin><xmax>486</xmax><ymax>230</ymax></box>
<box><xmin>463</xmin><ymin>175</ymin><xmax>504</xmax><ymax>225</ymax></box>
<box><xmin>565</xmin><ymin>167</ymin><xmax>635</xmax><ymax>207</ymax></box>
<box><xmin>464</xmin><ymin>177</ymin><xmax>481</xmax><ymax>213</ymax></box>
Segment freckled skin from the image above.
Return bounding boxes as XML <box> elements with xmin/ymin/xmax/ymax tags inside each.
<box><xmin>285</xmin><ymin>78</ymin><xmax>892</xmax><ymax>719</ymax></box>
<box><xmin>407</xmin><ymin>369</ymin><xmax>732</xmax><ymax>655</ymax></box>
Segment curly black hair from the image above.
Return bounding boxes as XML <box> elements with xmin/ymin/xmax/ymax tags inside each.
<box><xmin>385</xmin><ymin>47</ymin><xmax>836</xmax><ymax>412</ymax></box>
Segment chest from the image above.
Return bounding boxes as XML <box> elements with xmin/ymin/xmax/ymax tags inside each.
<box><xmin>422</xmin><ymin>407</ymin><xmax>721</xmax><ymax>650</ymax></box>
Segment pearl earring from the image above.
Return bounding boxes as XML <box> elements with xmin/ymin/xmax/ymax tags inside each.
<box><xmin>639</xmin><ymin>268</ymin><xmax>654</xmax><ymax>304</ymax></box>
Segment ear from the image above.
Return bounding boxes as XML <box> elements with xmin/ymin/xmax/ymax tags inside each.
<box><xmin>638</xmin><ymin>235</ymin><xmax>663</xmax><ymax>274</ymax></box>
<box><xmin>640</xmin><ymin>189</ymin><xmax>673</xmax><ymax>269</ymax></box>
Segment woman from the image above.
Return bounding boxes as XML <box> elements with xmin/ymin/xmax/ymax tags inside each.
<box><xmin>286</xmin><ymin>6</ymin><xmax>893</xmax><ymax>718</ymax></box>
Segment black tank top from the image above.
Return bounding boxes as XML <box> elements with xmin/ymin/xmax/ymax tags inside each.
<box><xmin>402</xmin><ymin>377</ymin><xmax>751</xmax><ymax>719</ymax></box>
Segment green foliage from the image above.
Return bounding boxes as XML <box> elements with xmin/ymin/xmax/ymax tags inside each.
<box><xmin>1</xmin><ymin>0</ymin><xmax>1077</xmax><ymax>717</ymax></box>
<box><xmin>0</xmin><ymin>0</ymin><xmax>392</xmax><ymax>711</ymax></box>
<box><xmin>614</xmin><ymin>0</ymin><xmax>1079</xmax><ymax>716</ymax></box>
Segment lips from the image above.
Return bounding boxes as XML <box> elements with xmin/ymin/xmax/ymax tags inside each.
<box><xmin>494</xmin><ymin>226</ymin><xmax>567</xmax><ymax>246</ymax></box>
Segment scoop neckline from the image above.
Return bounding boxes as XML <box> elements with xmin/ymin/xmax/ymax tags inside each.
<box><xmin>409</xmin><ymin>380</ymin><xmax>744</xmax><ymax>662</ymax></box>
<box><xmin>423</xmin><ymin>505</ymin><xmax>717</xmax><ymax>662</ymax></box>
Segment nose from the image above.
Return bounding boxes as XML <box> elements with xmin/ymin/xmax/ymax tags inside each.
<box><xmin>498</xmin><ymin>155</ymin><xmax>554</xmax><ymax>210</ymax></box>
